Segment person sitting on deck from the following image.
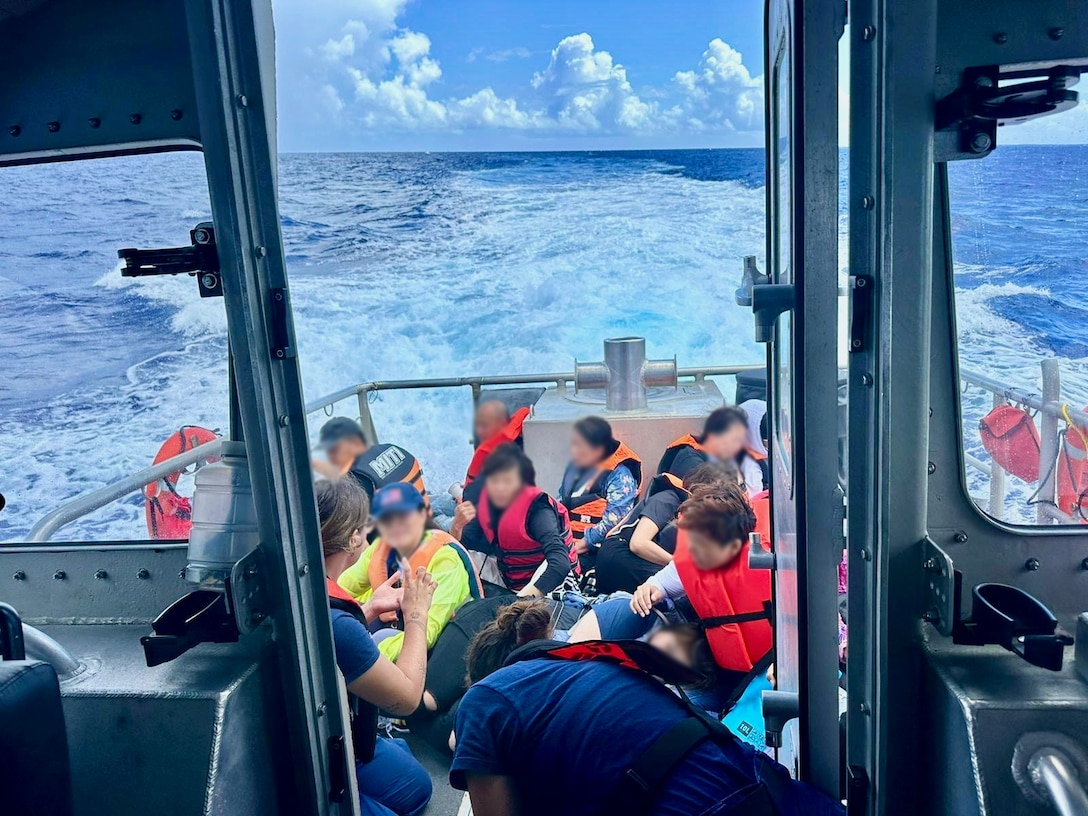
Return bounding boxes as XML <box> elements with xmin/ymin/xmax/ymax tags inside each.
<box><xmin>315</xmin><ymin>477</ymin><xmax>435</xmax><ymax>816</ymax></box>
<box><xmin>657</xmin><ymin>406</ymin><xmax>751</xmax><ymax>482</ymax></box>
<box><xmin>450</xmin><ymin>600</ymin><xmax>844</xmax><ymax>816</ymax></box>
<box><xmin>556</xmin><ymin>416</ymin><xmax>642</xmax><ymax>570</ymax></box>
<box><xmin>339</xmin><ymin>482</ymin><xmax>483</xmax><ymax>662</ymax></box>
<box><xmin>449</xmin><ymin>399</ymin><xmax>531</xmax><ymax>530</ymax></box>
<box><xmin>594</xmin><ymin>459</ymin><xmax>741</xmax><ymax>595</ymax></box>
<box><xmin>314</xmin><ymin>417</ymin><xmax>428</xmax><ymax>504</ymax></box>
<box><xmin>454</xmin><ymin>444</ymin><xmax>578</xmax><ymax>598</ymax></box>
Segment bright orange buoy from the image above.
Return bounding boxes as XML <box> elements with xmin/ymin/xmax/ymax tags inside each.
<box><xmin>1057</xmin><ymin>406</ymin><xmax>1088</xmax><ymax>521</ymax></box>
<box><xmin>144</xmin><ymin>426</ymin><xmax>219</xmax><ymax>540</ymax></box>
<box><xmin>979</xmin><ymin>405</ymin><xmax>1041</xmax><ymax>483</ymax></box>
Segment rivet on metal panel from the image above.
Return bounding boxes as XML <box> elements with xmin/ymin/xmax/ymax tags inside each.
<box><xmin>860</xmin><ymin>548</ymin><xmax>872</xmax><ymax>562</ymax></box>
<box><xmin>1081</xmin><ymin>557</ymin><xmax>1088</xmax><ymax>571</ymax></box>
<box><xmin>924</xmin><ymin>557</ymin><xmax>941</xmax><ymax>573</ymax></box>
<box><xmin>317</xmin><ymin>702</ymin><xmax>327</xmax><ymax>717</ymax></box>
<box><xmin>861</xmin><ymin>195</ymin><xmax>875</xmax><ymax>210</ymax></box>
<box><xmin>237</xmin><ymin>94</ymin><xmax>249</xmax><ymax>108</ymax></box>
<box><xmin>88</xmin><ymin>117</ymin><xmax>101</xmax><ymax>129</ymax></box>
<box><xmin>12</xmin><ymin>570</ymin><xmax>26</xmax><ymax>581</ymax></box>
<box><xmin>1048</xmin><ymin>27</ymin><xmax>1064</xmax><ymax>41</ymax></box>
<box><xmin>953</xmin><ymin>531</ymin><xmax>968</xmax><ymax>543</ymax></box>
<box><xmin>53</xmin><ymin>569</ymin><xmax>66</xmax><ymax>580</ymax></box>
<box><xmin>279</xmin><ymin>414</ymin><xmax>290</xmax><ymax>427</ymax></box>
<box><xmin>8</xmin><ymin>125</ymin><xmax>21</xmax><ymax>137</ymax></box>
<box><xmin>928</xmin><ymin>461</ymin><xmax>937</xmax><ymax>475</ymax></box>
<box><xmin>170</xmin><ymin>109</ymin><xmax>184</xmax><ymax>121</ymax></box>
<box><xmin>993</xmin><ymin>32</ymin><xmax>1008</xmax><ymax>44</ymax></box>
<box><xmin>298</xmin><ymin>563</ymin><xmax>310</xmax><ymax>577</ymax></box>
<box><xmin>94</xmin><ymin>569</ymin><xmax>108</xmax><ymax>580</ymax></box>
<box><xmin>47</xmin><ymin>121</ymin><xmax>60</xmax><ymax>133</ymax></box>
<box><xmin>1025</xmin><ymin>558</ymin><xmax>1041</xmax><ymax>572</ymax></box>
<box><xmin>861</xmin><ymin>25</ymin><xmax>876</xmax><ymax>41</ymax></box>
<box><xmin>136</xmin><ymin>568</ymin><xmax>150</xmax><ymax>580</ymax></box>
<box><xmin>861</xmin><ymin>373</ymin><xmax>873</xmax><ymax>387</ymax></box>
<box><xmin>935</xmin><ymin>65</ymin><xmax>942</xmax><ymax>74</ymax></box>
<box><xmin>859</xmin><ymin>702</ymin><xmax>870</xmax><ymax>715</ymax></box>
<box><xmin>129</xmin><ymin>113</ymin><xmax>142</xmax><ymax>125</ymax></box>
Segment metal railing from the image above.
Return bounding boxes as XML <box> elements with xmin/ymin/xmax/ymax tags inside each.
<box><xmin>961</xmin><ymin>359</ymin><xmax>1088</xmax><ymax>524</ymax></box>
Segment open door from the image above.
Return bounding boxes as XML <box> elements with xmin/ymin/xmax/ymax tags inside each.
<box><xmin>755</xmin><ymin>0</ymin><xmax>844</xmax><ymax>796</ymax></box>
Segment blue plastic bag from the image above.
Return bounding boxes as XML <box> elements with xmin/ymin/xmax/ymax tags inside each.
<box><xmin>722</xmin><ymin>674</ymin><xmax>773</xmax><ymax>754</ymax></box>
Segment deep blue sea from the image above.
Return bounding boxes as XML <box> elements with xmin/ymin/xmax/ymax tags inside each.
<box><xmin>0</xmin><ymin>147</ymin><xmax>1085</xmax><ymax>539</ymax></box>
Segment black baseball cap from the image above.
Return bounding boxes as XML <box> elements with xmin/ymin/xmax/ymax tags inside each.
<box><xmin>318</xmin><ymin>417</ymin><xmax>366</xmax><ymax>451</ymax></box>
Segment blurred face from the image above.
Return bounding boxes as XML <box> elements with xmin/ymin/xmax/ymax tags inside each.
<box><xmin>327</xmin><ymin>437</ymin><xmax>366</xmax><ymax>470</ymax></box>
<box><xmin>648</xmin><ymin>630</ymin><xmax>692</xmax><ymax>667</ymax></box>
<box><xmin>570</xmin><ymin>432</ymin><xmax>604</xmax><ymax>470</ymax></box>
<box><xmin>686</xmin><ymin>529</ymin><xmax>743</xmax><ymax>571</ymax></box>
<box><xmin>474</xmin><ymin>403</ymin><xmax>509</xmax><ymax>444</ymax></box>
<box><xmin>377</xmin><ymin>508</ymin><xmax>427</xmax><ymax>555</ymax></box>
<box><xmin>485</xmin><ymin>466</ymin><xmax>524</xmax><ymax>509</ymax></box>
<box><xmin>704</xmin><ymin>422</ymin><xmax>748</xmax><ymax>461</ymax></box>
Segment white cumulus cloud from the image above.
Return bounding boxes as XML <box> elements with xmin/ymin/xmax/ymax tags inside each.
<box><xmin>668</xmin><ymin>39</ymin><xmax>764</xmax><ymax>132</ymax></box>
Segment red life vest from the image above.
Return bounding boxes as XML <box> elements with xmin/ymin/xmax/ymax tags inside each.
<box><xmin>325</xmin><ymin>577</ymin><xmax>379</xmax><ymax>763</ymax></box>
<box><xmin>465</xmin><ymin>407</ymin><xmax>531</xmax><ymax>487</ymax></box>
<box><xmin>561</xmin><ymin>443</ymin><xmax>643</xmax><ymax>540</ymax></box>
<box><xmin>477</xmin><ymin>486</ymin><xmax>577</xmax><ymax>590</ymax></box>
<box><xmin>673</xmin><ymin>528</ymin><xmax>773</xmax><ymax>673</ymax></box>
<box><xmin>656</xmin><ymin>434</ymin><xmax>709</xmax><ymax>478</ymax></box>
<box><xmin>979</xmin><ymin>405</ymin><xmax>1041</xmax><ymax>483</ymax></box>
<box><xmin>749</xmin><ymin>490</ymin><xmax>771</xmax><ymax>545</ymax></box>
<box><xmin>1057</xmin><ymin>406</ymin><xmax>1088</xmax><ymax>520</ymax></box>
<box><xmin>144</xmin><ymin>426</ymin><xmax>220</xmax><ymax>540</ymax></box>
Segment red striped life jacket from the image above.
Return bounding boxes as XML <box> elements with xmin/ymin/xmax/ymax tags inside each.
<box><xmin>477</xmin><ymin>487</ymin><xmax>577</xmax><ymax>590</ymax></box>
<box><xmin>673</xmin><ymin>528</ymin><xmax>773</xmax><ymax>673</ymax></box>
<box><xmin>465</xmin><ymin>407</ymin><xmax>531</xmax><ymax>487</ymax></box>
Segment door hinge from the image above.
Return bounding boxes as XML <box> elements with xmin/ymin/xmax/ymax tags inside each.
<box><xmin>118</xmin><ymin>222</ymin><xmax>222</xmax><ymax>298</ymax></box>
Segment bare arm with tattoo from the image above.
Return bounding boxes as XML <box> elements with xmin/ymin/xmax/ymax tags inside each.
<box><xmin>347</xmin><ymin>566</ymin><xmax>437</xmax><ymax>716</ymax></box>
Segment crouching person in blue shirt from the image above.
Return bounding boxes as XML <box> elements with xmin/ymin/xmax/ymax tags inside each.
<box><xmin>316</xmin><ymin>477</ymin><xmax>435</xmax><ymax>816</ymax></box>
<box><xmin>450</xmin><ymin>601</ymin><xmax>844</xmax><ymax>816</ymax></box>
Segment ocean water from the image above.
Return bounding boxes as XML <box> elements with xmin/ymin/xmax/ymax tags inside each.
<box><xmin>0</xmin><ymin>147</ymin><xmax>1084</xmax><ymax>540</ymax></box>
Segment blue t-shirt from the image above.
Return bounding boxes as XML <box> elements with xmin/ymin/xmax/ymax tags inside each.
<box><xmin>451</xmin><ymin>659</ymin><xmax>842</xmax><ymax>816</ymax></box>
<box><xmin>330</xmin><ymin>609</ymin><xmax>382</xmax><ymax>684</ymax></box>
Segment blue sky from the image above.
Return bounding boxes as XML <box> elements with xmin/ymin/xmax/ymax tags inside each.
<box><xmin>272</xmin><ymin>0</ymin><xmax>768</xmax><ymax>151</ymax></box>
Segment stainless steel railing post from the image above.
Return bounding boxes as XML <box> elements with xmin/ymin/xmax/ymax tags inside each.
<box><xmin>1038</xmin><ymin>359</ymin><xmax>1062</xmax><ymax>525</ymax></box>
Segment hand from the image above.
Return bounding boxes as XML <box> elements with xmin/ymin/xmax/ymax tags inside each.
<box><xmin>400</xmin><ymin>565</ymin><xmax>438</xmax><ymax>629</ymax></box>
<box><xmin>368</xmin><ymin>571</ymin><xmax>403</xmax><ymax>617</ymax></box>
<box><xmin>574</xmin><ymin>539</ymin><xmax>589</xmax><ymax>556</ymax></box>
<box><xmin>630</xmin><ymin>582</ymin><xmax>663</xmax><ymax>617</ymax></box>
<box><xmin>454</xmin><ymin>501</ymin><xmax>476</xmax><ymax>526</ymax></box>
<box><xmin>516</xmin><ymin>584</ymin><xmax>543</xmax><ymax>599</ymax></box>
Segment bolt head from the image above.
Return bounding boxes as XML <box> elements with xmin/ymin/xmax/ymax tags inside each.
<box><xmin>279</xmin><ymin>414</ymin><xmax>290</xmax><ymax>427</ymax></box>
<box><xmin>8</xmin><ymin>125</ymin><xmax>21</xmax><ymax>137</ymax></box>
<box><xmin>136</xmin><ymin>568</ymin><xmax>150</xmax><ymax>580</ymax></box>
<box><xmin>1049</xmin><ymin>27</ymin><xmax>1064</xmax><ymax>41</ymax></box>
<box><xmin>1025</xmin><ymin>558</ymin><xmax>1041</xmax><ymax>572</ymax></box>
<box><xmin>255</xmin><ymin>245</ymin><xmax>267</xmax><ymax>258</ymax></box>
<box><xmin>12</xmin><ymin>570</ymin><xmax>26</xmax><ymax>581</ymax></box>
<box><xmin>170</xmin><ymin>109</ymin><xmax>184</xmax><ymax>121</ymax></box>
<box><xmin>298</xmin><ymin>563</ymin><xmax>310</xmax><ymax>577</ymax></box>
<box><xmin>928</xmin><ymin>461</ymin><xmax>937</xmax><ymax>475</ymax></box>
<box><xmin>924</xmin><ymin>557</ymin><xmax>940</xmax><ymax>573</ymax></box>
<box><xmin>193</xmin><ymin>227</ymin><xmax>211</xmax><ymax>244</ymax></box>
<box><xmin>53</xmin><ymin>569</ymin><xmax>66</xmax><ymax>580</ymax></box>
<box><xmin>88</xmin><ymin>117</ymin><xmax>101</xmax><ymax>129</ymax></box>
<box><xmin>200</xmin><ymin>273</ymin><xmax>218</xmax><ymax>290</ymax></box>
<box><xmin>860</xmin><ymin>548</ymin><xmax>872</xmax><ymax>562</ymax></box>
<box><xmin>129</xmin><ymin>113</ymin><xmax>142</xmax><ymax>125</ymax></box>
<box><xmin>237</xmin><ymin>94</ymin><xmax>249</xmax><ymax>107</ymax></box>
<box><xmin>94</xmin><ymin>569</ymin><xmax>108</xmax><ymax>580</ymax></box>
<box><xmin>969</xmin><ymin>132</ymin><xmax>993</xmax><ymax>153</ymax></box>
<box><xmin>953</xmin><ymin>531</ymin><xmax>968</xmax><ymax>543</ymax></box>
<box><xmin>47</xmin><ymin>121</ymin><xmax>60</xmax><ymax>133</ymax></box>
<box><xmin>862</xmin><ymin>25</ymin><xmax>876</xmax><ymax>41</ymax></box>
<box><xmin>861</xmin><ymin>373</ymin><xmax>874</xmax><ymax>386</ymax></box>
<box><xmin>993</xmin><ymin>32</ymin><xmax>1009</xmax><ymax>44</ymax></box>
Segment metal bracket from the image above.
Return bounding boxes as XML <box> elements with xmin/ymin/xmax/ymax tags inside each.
<box><xmin>229</xmin><ymin>548</ymin><xmax>269</xmax><ymax>635</ymax></box>
<box><xmin>748</xmin><ymin>533</ymin><xmax>776</xmax><ymax>570</ymax></box>
<box><xmin>118</xmin><ymin>221</ymin><xmax>223</xmax><ymax>298</ymax></box>
<box><xmin>922</xmin><ymin>537</ymin><xmax>955</xmax><ymax>636</ymax></box>
<box><xmin>848</xmin><ymin>275</ymin><xmax>873</xmax><ymax>354</ymax></box>
<box><xmin>847</xmin><ymin>765</ymin><xmax>870</xmax><ymax>816</ymax></box>
<box><xmin>269</xmin><ymin>288</ymin><xmax>295</xmax><ymax>361</ymax></box>
<box><xmin>751</xmin><ymin>283</ymin><xmax>796</xmax><ymax>344</ymax></box>
<box><xmin>936</xmin><ymin>66</ymin><xmax>1080</xmax><ymax>156</ymax></box>
<box><xmin>735</xmin><ymin>255</ymin><xmax>769</xmax><ymax>307</ymax></box>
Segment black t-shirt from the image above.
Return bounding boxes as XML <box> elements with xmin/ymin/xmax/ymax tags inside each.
<box><xmin>639</xmin><ymin>491</ymin><xmax>683</xmax><ymax>539</ymax></box>
<box><xmin>594</xmin><ymin>495</ymin><xmax>682</xmax><ymax>594</ymax></box>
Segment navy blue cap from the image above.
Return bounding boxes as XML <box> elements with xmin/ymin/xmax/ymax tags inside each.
<box><xmin>371</xmin><ymin>482</ymin><xmax>426</xmax><ymax>519</ymax></box>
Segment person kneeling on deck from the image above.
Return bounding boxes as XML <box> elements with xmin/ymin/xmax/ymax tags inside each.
<box><xmin>657</xmin><ymin>406</ymin><xmax>750</xmax><ymax>482</ymax></box>
<box><xmin>450</xmin><ymin>601</ymin><xmax>843</xmax><ymax>816</ymax></box>
<box><xmin>315</xmin><ymin>417</ymin><xmax>428</xmax><ymax>504</ymax></box>
<box><xmin>339</xmin><ymin>482</ymin><xmax>483</xmax><ymax>661</ymax></box>
<box><xmin>631</xmin><ymin>484</ymin><xmax>772</xmax><ymax>682</ymax></box>
<box><xmin>316</xmin><ymin>478</ymin><xmax>435</xmax><ymax>816</ymax></box>
<box><xmin>595</xmin><ymin>460</ymin><xmax>741</xmax><ymax>595</ymax></box>
<box><xmin>455</xmin><ymin>443</ymin><xmax>577</xmax><ymax>598</ymax></box>
<box><xmin>557</xmin><ymin>416</ymin><xmax>642</xmax><ymax>573</ymax></box>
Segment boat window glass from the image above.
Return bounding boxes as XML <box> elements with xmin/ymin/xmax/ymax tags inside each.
<box><xmin>771</xmin><ymin>45</ymin><xmax>794</xmax><ymax>484</ymax></box>
<box><xmin>948</xmin><ymin>114</ymin><xmax>1088</xmax><ymax>527</ymax></box>
<box><xmin>0</xmin><ymin>153</ymin><xmax>227</xmax><ymax>544</ymax></box>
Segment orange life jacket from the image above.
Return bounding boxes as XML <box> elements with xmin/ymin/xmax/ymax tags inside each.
<box><xmin>477</xmin><ymin>486</ymin><xmax>577</xmax><ymax>590</ymax></box>
<box><xmin>979</xmin><ymin>405</ymin><xmax>1041</xmax><ymax>483</ymax></box>
<box><xmin>561</xmin><ymin>442</ymin><xmax>643</xmax><ymax>540</ymax></box>
<box><xmin>1057</xmin><ymin>406</ymin><xmax>1088</xmax><ymax>520</ymax></box>
<box><xmin>749</xmin><ymin>489</ymin><xmax>771</xmax><ymax>545</ymax></box>
<box><xmin>656</xmin><ymin>434</ymin><xmax>709</xmax><ymax>478</ymax></box>
<box><xmin>465</xmin><ymin>407</ymin><xmax>531</xmax><ymax>487</ymax></box>
<box><xmin>366</xmin><ymin>530</ymin><xmax>485</xmax><ymax>604</ymax></box>
<box><xmin>673</xmin><ymin>528</ymin><xmax>773</xmax><ymax>673</ymax></box>
<box><xmin>144</xmin><ymin>425</ymin><xmax>220</xmax><ymax>540</ymax></box>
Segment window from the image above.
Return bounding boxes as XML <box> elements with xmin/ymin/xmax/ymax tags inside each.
<box><xmin>949</xmin><ymin>114</ymin><xmax>1088</xmax><ymax>526</ymax></box>
<box><xmin>0</xmin><ymin>154</ymin><xmax>227</xmax><ymax>543</ymax></box>
<box><xmin>771</xmin><ymin>47</ymin><xmax>794</xmax><ymax>484</ymax></box>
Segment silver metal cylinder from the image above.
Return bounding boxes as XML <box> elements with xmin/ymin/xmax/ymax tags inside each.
<box><xmin>604</xmin><ymin>337</ymin><xmax>649</xmax><ymax>411</ymax></box>
<box><xmin>185</xmin><ymin>442</ymin><xmax>259</xmax><ymax>588</ymax></box>
<box><xmin>23</xmin><ymin>623</ymin><xmax>80</xmax><ymax>678</ymax></box>
<box><xmin>573</xmin><ymin>361</ymin><xmax>610</xmax><ymax>391</ymax></box>
<box><xmin>1031</xmin><ymin>749</ymin><xmax>1088</xmax><ymax>816</ymax></box>
<box><xmin>1038</xmin><ymin>359</ymin><xmax>1062</xmax><ymax>525</ymax></box>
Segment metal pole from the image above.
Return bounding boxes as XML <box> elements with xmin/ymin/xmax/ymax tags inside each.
<box><xmin>356</xmin><ymin>387</ymin><xmax>379</xmax><ymax>445</ymax></box>
<box><xmin>1038</xmin><ymin>359</ymin><xmax>1061</xmax><ymax>525</ymax></box>
<box><xmin>604</xmin><ymin>337</ymin><xmax>649</xmax><ymax>411</ymax></box>
<box><xmin>1030</xmin><ymin>749</ymin><xmax>1088</xmax><ymax>816</ymax></box>
<box><xmin>988</xmin><ymin>392</ymin><xmax>1006</xmax><ymax>521</ymax></box>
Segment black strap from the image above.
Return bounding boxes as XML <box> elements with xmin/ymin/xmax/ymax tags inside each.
<box><xmin>613</xmin><ymin>718</ymin><xmax>713</xmax><ymax>815</ymax></box>
<box><xmin>700</xmin><ymin>600</ymin><xmax>773</xmax><ymax>629</ymax></box>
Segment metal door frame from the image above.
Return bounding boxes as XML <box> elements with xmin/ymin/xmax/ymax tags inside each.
<box><xmin>765</xmin><ymin>0</ymin><xmax>844</xmax><ymax>795</ymax></box>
